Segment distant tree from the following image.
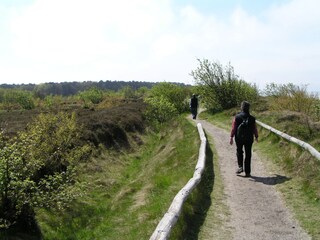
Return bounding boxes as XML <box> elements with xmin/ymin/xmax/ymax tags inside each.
<box><xmin>1</xmin><ymin>81</ymin><xmax>188</xmax><ymax>100</ymax></box>
<box><xmin>33</xmin><ymin>83</ymin><xmax>52</xmax><ymax>99</ymax></box>
<box><xmin>0</xmin><ymin>84</ymin><xmax>36</xmax><ymax>91</ymax></box>
<box><xmin>191</xmin><ymin>59</ymin><xmax>258</xmax><ymax>111</ymax></box>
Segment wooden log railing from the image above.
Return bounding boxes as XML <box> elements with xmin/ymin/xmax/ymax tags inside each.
<box><xmin>150</xmin><ymin>123</ymin><xmax>207</xmax><ymax>240</ymax></box>
<box><xmin>150</xmin><ymin>120</ymin><xmax>320</xmax><ymax>240</ymax></box>
<box><xmin>256</xmin><ymin>120</ymin><xmax>320</xmax><ymax>161</ymax></box>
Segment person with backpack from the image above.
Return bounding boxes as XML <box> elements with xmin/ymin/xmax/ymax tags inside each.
<box><xmin>190</xmin><ymin>94</ymin><xmax>198</xmax><ymax>119</ymax></box>
<box><xmin>229</xmin><ymin>101</ymin><xmax>258</xmax><ymax>177</ymax></box>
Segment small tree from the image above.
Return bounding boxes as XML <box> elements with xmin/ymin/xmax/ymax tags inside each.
<box><xmin>191</xmin><ymin>59</ymin><xmax>258</xmax><ymax>111</ymax></box>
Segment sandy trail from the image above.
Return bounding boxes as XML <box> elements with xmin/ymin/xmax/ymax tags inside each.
<box><xmin>196</xmin><ymin>118</ymin><xmax>311</xmax><ymax>240</ymax></box>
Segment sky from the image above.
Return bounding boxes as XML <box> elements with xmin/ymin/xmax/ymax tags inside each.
<box><xmin>0</xmin><ymin>0</ymin><xmax>319</xmax><ymax>92</ymax></box>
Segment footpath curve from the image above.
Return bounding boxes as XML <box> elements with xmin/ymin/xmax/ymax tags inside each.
<box><xmin>195</xmin><ymin>118</ymin><xmax>311</xmax><ymax>240</ymax></box>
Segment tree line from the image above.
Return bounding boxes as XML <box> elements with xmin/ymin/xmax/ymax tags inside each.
<box><xmin>0</xmin><ymin>80</ymin><xmax>189</xmax><ymax>98</ymax></box>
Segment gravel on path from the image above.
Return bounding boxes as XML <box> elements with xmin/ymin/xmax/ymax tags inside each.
<box><xmin>197</xmin><ymin>119</ymin><xmax>311</xmax><ymax>240</ymax></box>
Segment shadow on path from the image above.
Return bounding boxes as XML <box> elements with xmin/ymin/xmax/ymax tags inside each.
<box><xmin>249</xmin><ymin>174</ymin><xmax>291</xmax><ymax>185</ymax></box>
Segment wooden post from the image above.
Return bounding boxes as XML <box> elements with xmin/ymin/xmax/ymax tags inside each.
<box><xmin>256</xmin><ymin>120</ymin><xmax>320</xmax><ymax>160</ymax></box>
<box><xmin>150</xmin><ymin>123</ymin><xmax>207</xmax><ymax>240</ymax></box>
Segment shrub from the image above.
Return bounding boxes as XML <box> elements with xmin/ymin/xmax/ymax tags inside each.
<box><xmin>191</xmin><ymin>59</ymin><xmax>259</xmax><ymax>111</ymax></box>
<box><xmin>136</xmin><ymin>86</ymin><xmax>149</xmax><ymax>98</ymax></box>
<box><xmin>119</xmin><ymin>86</ymin><xmax>136</xmax><ymax>99</ymax></box>
<box><xmin>144</xmin><ymin>95</ymin><xmax>178</xmax><ymax>124</ymax></box>
<box><xmin>78</xmin><ymin>87</ymin><xmax>104</xmax><ymax>106</ymax></box>
<box><xmin>43</xmin><ymin>94</ymin><xmax>64</xmax><ymax>110</ymax></box>
<box><xmin>0</xmin><ymin>112</ymin><xmax>91</xmax><ymax>229</ymax></box>
<box><xmin>0</xmin><ymin>89</ymin><xmax>35</xmax><ymax>110</ymax></box>
<box><xmin>264</xmin><ymin>83</ymin><xmax>319</xmax><ymax>120</ymax></box>
<box><xmin>149</xmin><ymin>82</ymin><xmax>190</xmax><ymax>114</ymax></box>
<box><xmin>16</xmin><ymin>91</ymin><xmax>35</xmax><ymax>110</ymax></box>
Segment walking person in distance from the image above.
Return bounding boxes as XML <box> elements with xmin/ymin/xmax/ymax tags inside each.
<box><xmin>229</xmin><ymin>101</ymin><xmax>258</xmax><ymax>177</ymax></box>
<box><xmin>190</xmin><ymin>94</ymin><xmax>198</xmax><ymax>119</ymax></box>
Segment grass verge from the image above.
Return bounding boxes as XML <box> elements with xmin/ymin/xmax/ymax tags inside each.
<box><xmin>169</xmin><ymin>131</ymin><xmax>215</xmax><ymax>239</ymax></box>
<box><xmin>36</xmin><ymin>116</ymin><xmax>200</xmax><ymax>239</ymax></box>
<box><xmin>256</xmin><ymin>128</ymin><xmax>320</xmax><ymax>238</ymax></box>
<box><xmin>169</xmin><ymin>117</ymin><xmax>233</xmax><ymax>239</ymax></box>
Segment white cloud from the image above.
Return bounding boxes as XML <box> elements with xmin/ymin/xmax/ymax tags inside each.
<box><xmin>180</xmin><ymin>5</ymin><xmax>205</xmax><ymax>27</ymax></box>
<box><xmin>10</xmin><ymin>0</ymin><xmax>174</xmax><ymax>64</ymax></box>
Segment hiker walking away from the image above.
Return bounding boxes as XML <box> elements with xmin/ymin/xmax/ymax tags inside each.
<box><xmin>190</xmin><ymin>94</ymin><xmax>198</xmax><ymax>119</ymax></box>
<box><xmin>229</xmin><ymin>101</ymin><xmax>258</xmax><ymax>177</ymax></box>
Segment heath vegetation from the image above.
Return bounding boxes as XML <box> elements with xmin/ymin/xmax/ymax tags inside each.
<box><xmin>0</xmin><ymin>60</ymin><xmax>319</xmax><ymax>239</ymax></box>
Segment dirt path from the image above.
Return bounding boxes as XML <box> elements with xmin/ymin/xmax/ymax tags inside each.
<box><xmin>196</xmin><ymin>119</ymin><xmax>311</xmax><ymax>240</ymax></box>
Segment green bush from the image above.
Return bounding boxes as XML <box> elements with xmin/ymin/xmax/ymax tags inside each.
<box><xmin>78</xmin><ymin>87</ymin><xmax>104</xmax><ymax>106</ymax></box>
<box><xmin>0</xmin><ymin>89</ymin><xmax>35</xmax><ymax>110</ymax></box>
<box><xmin>144</xmin><ymin>95</ymin><xmax>178</xmax><ymax>124</ymax></box>
<box><xmin>149</xmin><ymin>82</ymin><xmax>190</xmax><ymax>113</ymax></box>
<box><xmin>264</xmin><ymin>83</ymin><xmax>319</xmax><ymax>120</ymax></box>
<box><xmin>0</xmin><ymin>112</ymin><xmax>91</xmax><ymax>229</ymax></box>
<box><xmin>119</xmin><ymin>85</ymin><xmax>136</xmax><ymax>99</ymax></box>
<box><xmin>144</xmin><ymin>82</ymin><xmax>191</xmax><ymax>125</ymax></box>
<box><xmin>136</xmin><ymin>86</ymin><xmax>149</xmax><ymax>98</ymax></box>
<box><xmin>191</xmin><ymin>59</ymin><xmax>259</xmax><ymax>111</ymax></box>
<box><xmin>16</xmin><ymin>91</ymin><xmax>35</xmax><ymax>110</ymax></box>
<box><xmin>43</xmin><ymin>95</ymin><xmax>63</xmax><ymax>110</ymax></box>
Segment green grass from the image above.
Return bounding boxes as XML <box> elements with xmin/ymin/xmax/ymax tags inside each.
<box><xmin>36</xmin><ymin>116</ymin><xmax>200</xmax><ymax>239</ymax></box>
<box><xmin>200</xmin><ymin>109</ymin><xmax>320</xmax><ymax>239</ymax></box>
<box><xmin>168</xmin><ymin>115</ymin><xmax>233</xmax><ymax>240</ymax></box>
<box><xmin>257</xmin><ymin>129</ymin><xmax>320</xmax><ymax>238</ymax></box>
<box><xmin>169</xmin><ymin>130</ymin><xmax>215</xmax><ymax>239</ymax></box>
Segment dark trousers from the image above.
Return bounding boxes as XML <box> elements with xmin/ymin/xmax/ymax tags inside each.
<box><xmin>235</xmin><ymin>140</ymin><xmax>253</xmax><ymax>175</ymax></box>
<box><xmin>191</xmin><ymin>107</ymin><xmax>197</xmax><ymax>119</ymax></box>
